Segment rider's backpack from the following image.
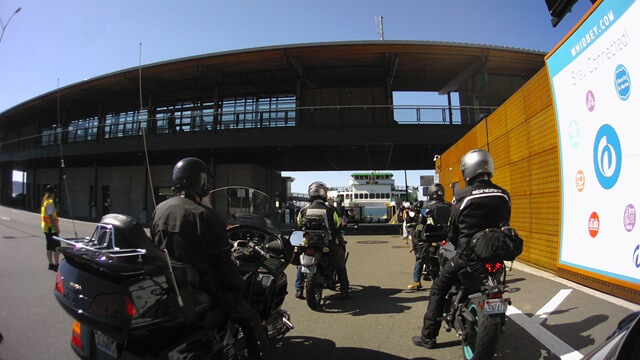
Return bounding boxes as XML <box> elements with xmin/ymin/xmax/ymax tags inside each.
<box><xmin>302</xmin><ymin>210</ymin><xmax>331</xmax><ymax>245</ymax></box>
<box><xmin>469</xmin><ymin>226</ymin><xmax>523</xmax><ymax>261</ymax></box>
<box><xmin>303</xmin><ymin>213</ymin><xmax>326</xmax><ymax>231</ymax></box>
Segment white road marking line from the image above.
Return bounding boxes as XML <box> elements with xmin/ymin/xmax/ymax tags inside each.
<box><xmin>532</xmin><ymin>289</ymin><xmax>573</xmax><ymax>324</ymax></box>
<box><xmin>511</xmin><ymin>261</ymin><xmax>640</xmax><ymax>311</ymax></box>
<box><xmin>507</xmin><ymin>305</ymin><xmax>583</xmax><ymax>360</ymax></box>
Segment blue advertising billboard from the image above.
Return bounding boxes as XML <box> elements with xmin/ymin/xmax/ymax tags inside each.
<box><xmin>547</xmin><ymin>0</ymin><xmax>639</xmax><ymax>287</ymax></box>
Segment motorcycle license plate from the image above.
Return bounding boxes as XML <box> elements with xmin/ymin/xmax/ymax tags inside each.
<box><xmin>95</xmin><ymin>331</ymin><xmax>118</xmax><ymax>357</ymax></box>
<box><xmin>301</xmin><ymin>266</ymin><xmax>316</xmax><ymax>273</ymax></box>
<box><xmin>484</xmin><ymin>299</ymin><xmax>507</xmax><ymax>314</ymax></box>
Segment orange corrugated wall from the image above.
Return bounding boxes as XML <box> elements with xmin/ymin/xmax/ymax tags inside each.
<box><xmin>437</xmin><ymin>67</ymin><xmax>559</xmax><ymax>271</ymax></box>
<box><xmin>436</xmin><ymin>67</ymin><xmax>639</xmax><ymax>303</ymax></box>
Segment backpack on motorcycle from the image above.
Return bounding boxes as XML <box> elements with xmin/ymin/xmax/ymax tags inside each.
<box><xmin>303</xmin><ymin>213</ymin><xmax>331</xmax><ymax>246</ymax></box>
<box><xmin>469</xmin><ymin>226</ymin><xmax>523</xmax><ymax>261</ymax></box>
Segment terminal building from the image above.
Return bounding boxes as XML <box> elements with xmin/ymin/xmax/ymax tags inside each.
<box><xmin>0</xmin><ymin>41</ymin><xmax>543</xmax><ymax>222</ymax></box>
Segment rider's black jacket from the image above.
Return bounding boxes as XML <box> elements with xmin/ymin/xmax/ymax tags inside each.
<box><xmin>151</xmin><ymin>194</ymin><xmax>245</xmax><ymax>294</ymax></box>
<box><xmin>448</xmin><ymin>179</ymin><xmax>511</xmax><ymax>256</ymax></box>
<box><xmin>424</xmin><ymin>199</ymin><xmax>452</xmax><ymax>228</ymax></box>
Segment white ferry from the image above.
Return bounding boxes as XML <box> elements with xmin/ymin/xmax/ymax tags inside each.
<box><xmin>328</xmin><ymin>172</ymin><xmax>418</xmax><ymax>223</ymax></box>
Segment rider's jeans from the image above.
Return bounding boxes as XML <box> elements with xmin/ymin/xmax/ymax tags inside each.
<box><xmin>295</xmin><ymin>266</ymin><xmax>304</xmax><ymax>291</ymax></box>
<box><xmin>413</xmin><ymin>260</ymin><xmax>422</xmax><ymax>283</ymax></box>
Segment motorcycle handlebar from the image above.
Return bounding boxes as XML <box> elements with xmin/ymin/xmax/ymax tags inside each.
<box><xmin>249</xmin><ymin>241</ymin><xmax>270</xmax><ymax>259</ymax></box>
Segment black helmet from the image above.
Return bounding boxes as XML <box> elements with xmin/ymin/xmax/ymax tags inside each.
<box><xmin>460</xmin><ymin>149</ymin><xmax>494</xmax><ymax>185</ymax></box>
<box><xmin>427</xmin><ymin>183</ymin><xmax>445</xmax><ymax>200</ymax></box>
<box><xmin>45</xmin><ymin>185</ymin><xmax>56</xmax><ymax>194</ymax></box>
<box><xmin>172</xmin><ymin>157</ymin><xmax>213</xmax><ymax>198</ymax></box>
<box><xmin>308</xmin><ymin>181</ymin><xmax>328</xmax><ymax>201</ymax></box>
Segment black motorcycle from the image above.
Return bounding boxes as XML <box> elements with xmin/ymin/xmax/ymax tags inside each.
<box><xmin>53</xmin><ymin>186</ymin><xmax>294</xmax><ymax>359</ymax></box>
<box><xmin>289</xmin><ymin>226</ymin><xmax>347</xmax><ymax>310</ymax></box>
<box><xmin>438</xmin><ymin>242</ymin><xmax>520</xmax><ymax>360</ymax></box>
<box><xmin>414</xmin><ymin>222</ymin><xmax>447</xmax><ymax>281</ymax></box>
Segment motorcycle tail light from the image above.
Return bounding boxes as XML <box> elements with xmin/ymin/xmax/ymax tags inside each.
<box><xmin>489</xmin><ymin>292</ymin><xmax>503</xmax><ymax>299</ymax></box>
<box><xmin>55</xmin><ymin>271</ymin><xmax>64</xmax><ymax>295</ymax></box>
<box><xmin>304</xmin><ymin>248</ymin><xmax>315</xmax><ymax>256</ymax></box>
<box><xmin>71</xmin><ymin>321</ymin><xmax>82</xmax><ymax>350</ymax></box>
<box><xmin>440</xmin><ymin>241</ymin><xmax>447</xmax><ymax>246</ymax></box>
<box><xmin>89</xmin><ymin>294</ymin><xmax>138</xmax><ymax>321</ymax></box>
<box><xmin>485</xmin><ymin>262</ymin><xmax>503</xmax><ymax>273</ymax></box>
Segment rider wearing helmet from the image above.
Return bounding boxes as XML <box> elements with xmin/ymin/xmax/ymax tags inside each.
<box><xmin>413</xmin><ymin>149</ymin><xmax>511</xmax><ymax>350</ymax></box>
<box><xmin>295</xmin><ymin>181</ymin><xmax>351</xmax><ymax>300</ymax></box>
<box><xmin>407</xmin><ymin>184</ymin><xmax>452</xmax><ymax>290</ymax></box>
<box><xmin>151</xmin><ymin>157</ymin><xmax>271</xmax><ymax>360</ymax></box>
<box><xmin>425</xmin><ymin>183</ymin><xmax>451</xmax><ymax>228</ymax></box>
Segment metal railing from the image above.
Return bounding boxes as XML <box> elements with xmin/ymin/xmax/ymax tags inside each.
<box><xmin>0</xmin><ymin>104</ymin><xmax>496</xmax><ymax>154</ymax></box>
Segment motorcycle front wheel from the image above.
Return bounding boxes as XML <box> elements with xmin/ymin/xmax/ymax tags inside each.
<box><xmin>462</xmin><ymin>299</ymin><xmax>501</xmax><ymax>360</ymax></box>
<box><xmin>305</xmin><ymin>272</ymin><xmax>323</xmax><ymax>310</ymax></box>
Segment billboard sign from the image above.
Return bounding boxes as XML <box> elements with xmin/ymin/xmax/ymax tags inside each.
<box><xmin>420</xmin><ymin>175</ymin><xmax>435</xmax><ymax>187</ymax></box>
<box><xmin>547</xmin><ymin>0</ymin><xmax>639</xmax><ymax>287</ymax></box>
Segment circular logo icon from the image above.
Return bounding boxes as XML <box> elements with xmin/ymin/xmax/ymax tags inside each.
<box><xmin>586</xmin><ymin>90</ymin><xmax>596</xmax><ymax>112</ymax></box>
<box><xmin>593</xmin><ymin>124</ymin><xmax>622</xmax><ymax>190</ymax></box>
<box><xmin>634</xmin><ymin>245</ymin><xmax>640</xmax><ymax>269</ymax></box>
<box><xmin>588</xmin><ymin>212</ymin><xmax>600</xmax><ymax>238</ymax></box>
<box><xmin>624</xmin><ymin>204</ymin><xmax>636</xmax><ymax>232</ymax></box>
<box><xmin>614</xmin><ymin>64</ymin><xmax>631</xmax><ymax>101</ymax></box>
<box><xmin>568</xmin><ymin>120</ymin><xmax>580</xmax><ymax>148</ymax></box>
<box><xmin>576</xmin><ymin>170</ymin><xmax>585</xmax><ymax>192</ymax></box>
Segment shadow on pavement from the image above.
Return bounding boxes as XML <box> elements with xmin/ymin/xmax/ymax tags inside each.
<box><xmin>541</xmin><ymin>313</ymin><xmax>608</xmax><ymax>352</ymax></box>
<box><xmin>504</xmin><ymin>277</ymin><xmax>527</xmax><ymax>285</ymax></box>
<box><xmin>273</xmin><ymin>336</ymin><xmax>436</xmax><ymax>360</ymax></box>
<box><xmin>318</xmin><ymin>284</ymin><xmax>429</xmax><ymax>316</ymax></box>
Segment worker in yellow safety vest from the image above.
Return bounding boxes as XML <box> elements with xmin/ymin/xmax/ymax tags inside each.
<box><xmin>41</xmin><ymin>185</ymin><xmax>61</xmax><ymax>271</ymax></box>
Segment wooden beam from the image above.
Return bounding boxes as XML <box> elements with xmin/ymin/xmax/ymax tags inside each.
<box><xmin>438</xmin><ymin>54</ymin><xmax>487</xmax><ymax>95</ymax></box>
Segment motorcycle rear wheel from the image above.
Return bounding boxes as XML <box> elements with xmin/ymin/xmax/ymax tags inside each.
<box><xmin>462</xmin><ymin>300</ymin><xmax>501</xmax><ymax>360</ymax></box>
<box><xmin>305</xmin><ymin>273</ymin><xmax>323</xmax><ymax>310</ymax></box>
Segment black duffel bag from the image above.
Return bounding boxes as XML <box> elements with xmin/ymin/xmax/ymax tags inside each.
<box><xmin>469</xmin><ymin>226</ymin><xmax>523</xmax><ymax>262</ymax></box>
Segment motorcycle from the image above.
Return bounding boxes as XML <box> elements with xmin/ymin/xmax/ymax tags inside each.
<box><xmin>438</xmin><ymin>242</ymin><xmax>520</xmax><ymax>360</ymax></box>
<box><xmin>414</xmin><ymin>222</ymin><xmax>447</xmax><ymax>282</ymax></box>
<box><xmin>53</xmin><ymin>186</ymin><xmax>294</xmax><ymax>359</ymax></box>
<box><xmin>289</xmin><ymin>225</ymin><xmax>347</xmax><ymax>310</ymax></box>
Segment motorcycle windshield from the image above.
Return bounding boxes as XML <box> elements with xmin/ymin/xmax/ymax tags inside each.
<box><xmin>205</xmin><ymin>187</ymin><xmax>281</xmax><ymax>233</ymax></box>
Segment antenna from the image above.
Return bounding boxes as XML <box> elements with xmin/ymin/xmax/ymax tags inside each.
<box><xmin>375</xmin><ymin>16</ymin><xmax>384</xmax><ymax>40</ymax></box>
<box><xmin>57</xmin><ymin>78</ymin><xmax>79</xmax><ymax>238</ymax></box>
<box><xmin>138</xmin><ymin>42</ymin><xmax>184</xmax><ymax>309</ymax></box>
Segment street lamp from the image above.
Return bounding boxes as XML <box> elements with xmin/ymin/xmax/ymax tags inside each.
<box><xmin>0</xmin><ymin>7</ymin><xmax>22</xmax><ymax>44</ymax></box>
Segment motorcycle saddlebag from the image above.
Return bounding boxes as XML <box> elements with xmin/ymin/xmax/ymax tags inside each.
<box><xmin>469</xmin><ymin>227</ymin><xmax>524</xmax><ymax>261</ymax></box>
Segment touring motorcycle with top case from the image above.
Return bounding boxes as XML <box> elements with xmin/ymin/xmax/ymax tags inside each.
<box><xmin>53</xmin><ymin>186</ymin><xmax>294</xmax><ymax>359</ymax></box>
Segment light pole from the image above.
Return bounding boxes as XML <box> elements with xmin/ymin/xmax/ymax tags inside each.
<box><xmin>0</xmin><ymin>7</ymin><xmax>21</xmax><ymax>44</ymax></box>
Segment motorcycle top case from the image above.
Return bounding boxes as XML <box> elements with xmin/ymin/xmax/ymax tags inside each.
<box><xmin>54</xmin><ymin>214</ymin><xmax>199</xmax><ymax>340</ymax></box>
<box><xmin>469</xmin><ymin>227</ymin><xmax>523</xmax><ymax>261</ymax></box>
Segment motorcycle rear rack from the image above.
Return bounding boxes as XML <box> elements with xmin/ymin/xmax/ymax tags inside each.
<box><xmin>54</xmin><ymin>223</ymin><xmax>147</xmax><ymax>259</ymax></box>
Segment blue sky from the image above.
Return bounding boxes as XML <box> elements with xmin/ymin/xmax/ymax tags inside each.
<box><xmin>1</xmin><ymin>0</ymin><xmax>594</xmax><ymax>193</ymax></box>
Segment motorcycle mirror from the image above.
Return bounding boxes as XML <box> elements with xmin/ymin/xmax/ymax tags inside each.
<box><xmin>289</xmin><ymin>231</ymin><xmax>304</xmax><ymax>246</ymax></box>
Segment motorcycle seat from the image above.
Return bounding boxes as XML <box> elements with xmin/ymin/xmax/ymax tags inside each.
<box><xmin>192</xmin><ymin>289</ymin><xmax>226</xmax><ymax>328</ymax></box>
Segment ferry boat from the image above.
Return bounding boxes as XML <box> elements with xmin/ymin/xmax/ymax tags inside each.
<box><xmin>328</xmin><ymin>172</ymin><xmax>418</xmax><ymax>223</ymax></box>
